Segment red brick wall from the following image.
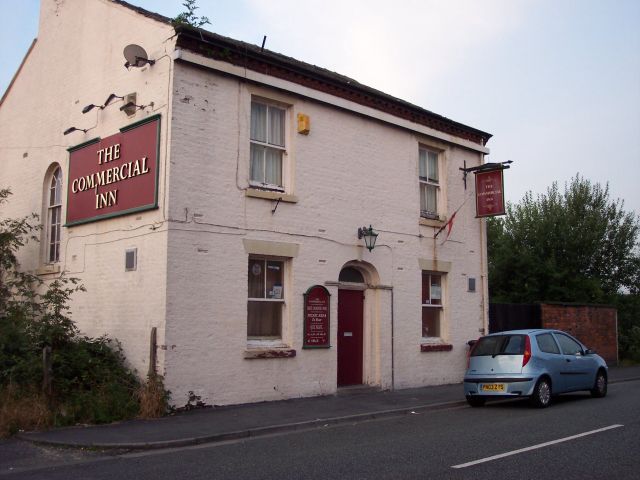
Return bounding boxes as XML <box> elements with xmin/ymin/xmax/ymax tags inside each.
<box><xmin>540</xmin><ymin>304</ymin><xmax>618</xmax><ymax>365</ymax></box>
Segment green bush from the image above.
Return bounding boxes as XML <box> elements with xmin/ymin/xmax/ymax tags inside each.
<box><xmin>1</xmin><ymin>188</ymin><xmax>165</xmax><ymax>435</ymax></box>
<box><xmin>0</xmin><ymin>313</ymin><xmax>40</xmax><ymax>387</ymax></box>
<box><xmin>50</xmin><ymin>336</ymin><xmax>141</xmax><ymax>425</ymax></box>
<box><xmin>614</xmin><ymin>293</ymin><xmax>640</xmax><ymax>364</ymax></box>
<box><xmin>619</xmin><ymin>325</ymin><xmax>640</xmax><ymax>364</ymax></box>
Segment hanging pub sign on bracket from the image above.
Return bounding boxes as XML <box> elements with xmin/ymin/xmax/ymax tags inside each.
<box><xmin>460</xmin><ymin>160</ymin><xmax>513</xmax><ymax>190</ymax></box>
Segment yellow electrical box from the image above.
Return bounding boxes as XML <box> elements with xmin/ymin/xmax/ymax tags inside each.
<box><xmin>297</xmin><ymin>113</ymin><xmax>310</xmax><ymax>135</ymax></box>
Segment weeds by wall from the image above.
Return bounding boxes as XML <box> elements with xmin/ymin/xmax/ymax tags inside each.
<box><xmin>0</xmin><ymin>189</ymin><xmax>168</xmax><ymax>437</ymax></box>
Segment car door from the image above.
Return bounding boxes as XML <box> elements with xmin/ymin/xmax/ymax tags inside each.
<box><xmin>553</xmin><ymin>332</ymin><xmax>593</xmax><ymax>391</ymax></box>
<box><xmin>533</xmin><ymin>332</ymin><xmax>567</xmax><ymax>392</ymax></box>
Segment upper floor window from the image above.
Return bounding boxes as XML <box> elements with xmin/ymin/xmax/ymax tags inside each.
<box><xmin>422</xmin><ymin>271</ymin><xmax>443</xmax><ymax>338</ymax></box>
<box><xmin>250</xmin><ymin>100</ymin><xmax>286</xmax><ymax>191</ymax></box>
<box><xmin>46</xmin><ymin>167</ymin><xmax>63</xmax><ymax>263</ymax></box>
<box><xmin>419</xmin><ymin>147</ymin><xmax>439</xmax><ymax>219</ymax></box>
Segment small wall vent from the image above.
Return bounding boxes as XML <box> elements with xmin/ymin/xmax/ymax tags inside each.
<box><xmin>125</xmin><ymin>248</ymin><xmax>137</xmax><ymax>271</ymax></box>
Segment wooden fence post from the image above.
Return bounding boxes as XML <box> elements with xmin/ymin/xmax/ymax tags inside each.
<box><xmin>148</xmin><ymin>327</ymin><xmax>157</xmax><ymax>377</ymax></box>
<box><xmin>42</xmin><ymin>346</ymin><xmax>52</xmax><ymax>396</ymax></box>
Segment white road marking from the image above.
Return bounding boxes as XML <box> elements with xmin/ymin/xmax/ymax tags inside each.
<box><xmin>451</xmin><ymin>424</ymin><xmax>624</xmax><ymax>469</ymax></box>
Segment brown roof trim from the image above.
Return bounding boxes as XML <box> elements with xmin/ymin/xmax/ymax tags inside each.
<box><xmin>110</xmin><ymin>0</ymin><xmax>174</xmax><ymax>25</ymax></box>
<box><xmin>0</xmin><ymin>39</ymin><xmax>37</xmax><ymax>108</ymax></box>
<box><xmin>175</xmin><ymin>27</ymin><xmax>491</xmax><ymax>145</ymax></box>
<box><xmin>110</xmin><ymin>1</ymin><xmax>492</xmax><ymax>145</ymax></box>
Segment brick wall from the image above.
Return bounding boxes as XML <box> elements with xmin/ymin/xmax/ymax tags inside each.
<box><xmin>540</xmin><ymin>304</ymin><xmax>618</xmax><ymax>365</ymax></box>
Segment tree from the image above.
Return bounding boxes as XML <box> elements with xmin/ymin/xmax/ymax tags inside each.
<box><xmin>488</xmin><ymin>175</ymin><xmax>639</xmax><ymax>304</ymax></box>
<box><xmin>173</xmin><ymin>0</ymin><xmax>210</xmax><ymax>28</ymax></box>
<box><xmin>0</xmin><ymin>188</ymin><xmax>40</xmax><ymax>319</ymax></box>
<box><xmin>0</xmin><ymin>189</ymin><xmax>83</xmax><ymax>355</ymax></box>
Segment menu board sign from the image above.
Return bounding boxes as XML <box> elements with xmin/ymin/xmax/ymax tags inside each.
<box><xmin>303</xmin><ymin>285</ymin><xmax>331</xmax><ymax>348</ymax></box>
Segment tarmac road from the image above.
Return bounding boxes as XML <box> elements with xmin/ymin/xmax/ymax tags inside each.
<box><xmin>2</xmin><ymin>378</ymin><xmax>639</xmax><ymax>479</ymax></box>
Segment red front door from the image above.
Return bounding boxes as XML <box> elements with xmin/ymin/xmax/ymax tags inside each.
<box><xmin>337</xmin><ymin>289</ymin><xmax>364</xmax><ymax>386</ymax></box>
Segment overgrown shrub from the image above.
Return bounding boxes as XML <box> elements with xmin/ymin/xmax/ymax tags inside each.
<box><xmin>137</xmin><ymin>374</ymin><xmax>170</xmax><ymax>418</ymax></box>
<box><xmin>0</xmin><ymin>384</ymin><xmax>50</xmax><ymax>437</ymax></box>
<box><xmin>0</xmin><ymin>189</ymin><xmax>168</xmax><ymax>436</ymax></box>
<box><xmin>49</xmin><ymin>336</ymin><xmax>142</xmax><ymax>426</ymax></box>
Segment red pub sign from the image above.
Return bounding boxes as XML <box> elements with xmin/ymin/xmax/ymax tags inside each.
<box><xmin>475</xmin><ymin>169</ymin><xmax>506</xmax><ymax>217</ymax></box>
<box><xmin>66</xmin><ymin>115</ymin><xmax>160</xmax><ymax>226</ymax></box>
<box><xmin>303</xmin><ymin>285</ymin><xmax>331</xmax><ymax>348</ymax></box>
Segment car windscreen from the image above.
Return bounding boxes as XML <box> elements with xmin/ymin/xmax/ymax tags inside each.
<box><xmin>471</xmin><ymin>335</ymin><xmax>526</xmax><ymax>357</ymax></box>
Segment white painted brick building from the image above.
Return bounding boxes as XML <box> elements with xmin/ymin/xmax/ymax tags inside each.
<box><xmin>1</xmin><ymin>0</ymin><xmax>493</xmax><ymax>407</ymax></box>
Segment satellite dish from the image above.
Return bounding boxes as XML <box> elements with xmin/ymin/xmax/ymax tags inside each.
<box><xmin>123</xmin><ymin>44</ymin><xmax>155</xmax><ymax>68</ymax></box>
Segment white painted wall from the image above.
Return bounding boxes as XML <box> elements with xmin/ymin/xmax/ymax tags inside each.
<box><xmin>0</xmin><ymin>0</ymin><xmax>175</xmax><ymax>376</ymax></box>
<box><xmin>164</xmin><ymin>59</ymin><xmax>488</xmax><ymax>406</ymax></box>
<box><xmin>1</xmin><ymin>0</ymin><xmax>489</xmax><ymax>408</ymax></box>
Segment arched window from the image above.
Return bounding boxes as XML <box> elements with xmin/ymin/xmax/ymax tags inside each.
<box><xmin>46</xmin><ymin>167</ymin><xmax>62</xmax><ymax>263</ymax></box>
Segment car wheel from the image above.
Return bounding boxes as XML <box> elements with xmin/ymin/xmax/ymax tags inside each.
<box><xmin>466</xmin><ymin>396</ymin><xmax>486</xmax><ymax>407</ymax></box>
<box><xmin>530</xmin><ymin>377</ymin><xmax>552</xmax><ymax>408</ymax></box>
<box><xmin>590</xmin><ymin>370</ymin><xmax>607</xmax><ymax>398</ymax></box>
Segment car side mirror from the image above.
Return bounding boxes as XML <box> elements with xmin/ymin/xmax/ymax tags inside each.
<box><xmin>584</xmin><ymin>349</ymin><xmax>596</xmax><ymax>355</ymax></box>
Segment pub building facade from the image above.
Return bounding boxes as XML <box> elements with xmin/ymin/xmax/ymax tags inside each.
<box><xmin>0</xmin><ymin>0</ymin><xmax>496</xmax><ymax>407</ymax></box>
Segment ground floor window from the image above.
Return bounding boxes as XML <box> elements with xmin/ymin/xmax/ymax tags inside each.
<box><xmin>247</xmin><ymin>257</ymin><xmax>285</xmax><ymax>339</ymax></box>
<box><xmin>422</xmin><ymin>272</ymin><xmax>443</xmax><ymax>338</ymax></box>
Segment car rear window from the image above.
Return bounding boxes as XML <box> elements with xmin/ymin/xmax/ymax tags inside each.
<box><xmin>471</xmin><ymin>335</ymin><xmax>526</xmax><ymax>356</ymax></box>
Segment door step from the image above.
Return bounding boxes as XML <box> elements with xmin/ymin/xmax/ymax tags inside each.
<box><xmin>336</xmin><ymin>385</ymin><xmax>381</xmax><ymax>396</ymax></box>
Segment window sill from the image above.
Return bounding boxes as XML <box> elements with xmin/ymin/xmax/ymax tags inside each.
<box><xmin>419</xmin><ymin>217</ymin><xmax>446</xmax><ymax>228</ymax></box>
<box><xmin>420</xmin><ymin>343</ymin><xmax>453</xmax><ymax>353</ymax></box>
<box><xmin>36</xmin><ymin>264</ymin><xmax>61</xmax><ymax>276</ymax></box>
<box><xmin>246</xmin><ymin>189</ymin><xmax>298</xmax><ymax>203</ymax></box>
<box><xmin>244</xmin><ymin>348</ymin><xmax>297</xmax><ymax>359</ymax></box>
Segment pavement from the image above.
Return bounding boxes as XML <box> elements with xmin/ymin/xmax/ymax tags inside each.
<box><xmin>17</xmin><ymin>365</ymin><xmax>640</xmax><ymax>451</ymax></box>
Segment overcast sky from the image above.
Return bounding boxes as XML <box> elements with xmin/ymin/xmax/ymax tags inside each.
<box><xmin>2</xmin><ymin>0</ymin><xmax>639</xmax><ymax>215</ymax></box>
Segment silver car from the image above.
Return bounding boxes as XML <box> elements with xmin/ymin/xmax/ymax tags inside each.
<box><xmin>464</xmin><ymin>329</ymin><xmax>608</xmax><ymax>408</ymax></box>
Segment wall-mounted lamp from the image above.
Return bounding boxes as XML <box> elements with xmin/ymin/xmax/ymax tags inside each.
<box><xmin>119</xmin><ymin>101</ymin><xmax>149</xmax><ymax>115</ymax></box>
<box><xmin>63</xmin><ymin>126</ymin><xmax>89</xmax><ymax>135</ymax></box>
<box><xmin>82</xmin><ymin>93</ymin><xmax>125</xmax><ymax>114</ymax></box>
<box><xmin>357</xmin><ymin>225</ymin><xmax>378</xmax><ymax>252</ymax></box>
<box><xmin>82</xmin><ymin>103</ymin><xmax>103</xmax><ymax>114</ymax></box>
<box><xmin>104</xmin><ymin>93</ymin><xmax>125</xmax><ymax>106</ymax></box>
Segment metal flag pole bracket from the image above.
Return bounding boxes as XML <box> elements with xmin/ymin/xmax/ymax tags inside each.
<box><xmin>271</xmin><ymin>197</ymin><xmax>282</xmax><ymax>215</ymax></box>
<box><xmin>460</xmin><ymin>160</ymin><xmax>513</xmax><ymax>190</ymax></box>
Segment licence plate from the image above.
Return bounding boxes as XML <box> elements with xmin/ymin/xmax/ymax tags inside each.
<box><xmin>481</xmin><ymin>383</ymin><xmax>505</xmax><ymax>392</ymax></box>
